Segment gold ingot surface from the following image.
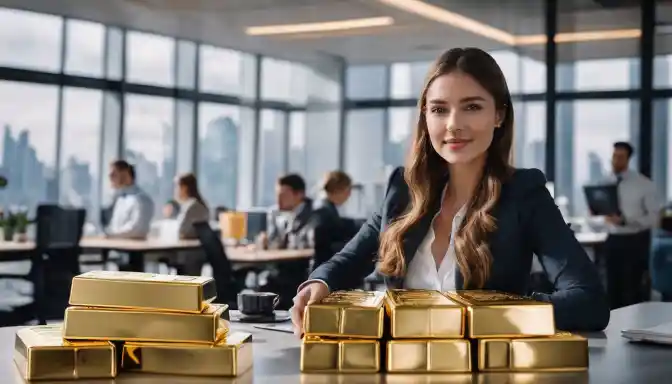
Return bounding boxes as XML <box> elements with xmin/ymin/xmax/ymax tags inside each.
<box><xmin>14</xmin><ymin>325</ymin><xmax>116</xmax><ymax>380</ymax></box>
<box><xmin>69</xmin><ymin>270</ymin><xmax>216</xmax><ymax>313</ymax></box>
<box><xmin>304</xmin><ymin>290</ymin><xmax>385</xmax><ymax>339</ymax></box>
<box><xmin>386</xmin><ymin>289</ymin><xmax>465</xmax><ymax>338</ymax></box>
<box><xmin>122</xmin><ymin>332</ymin><xmax>252</xmax><ymax>376</ymax></box>
<box><xmin>300</xmin><ymin>336</ymin><xmax>380</xmax><ymax>373</ymax></box>
<box><xmin>386</xmin><ymin>339</ymin><xmax>472</xmax><ymax>373</ymax></box>
<box><xmin>478</xmin><ymin>332</ymin><xmax>589</xmax><ymax>372</ymax></box>
<box><xmin>63</xmin><ymin>304</ymin><xmax>229</xmax><ymax>343</ymax></box>
<box><xmin>445</xmin><ymin>290</ymin><xmax>555</xmax><ymax>338</ymax></box>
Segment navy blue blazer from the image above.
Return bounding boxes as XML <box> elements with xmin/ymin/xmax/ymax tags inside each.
<box><xmin>309</xmin><ymin>166</ymin><xmax>610</xmax><ymax>331</ymax></box>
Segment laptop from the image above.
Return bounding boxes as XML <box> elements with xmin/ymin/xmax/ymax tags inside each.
<box><xmin>583</xmin><ymin>184</ymin><xmax>620</xmax><ymax>216</ymax></box>
<box><xmin>621</xmin><ymin>321</ymin><xmax>672</xmax><ymax>345</ymax></box>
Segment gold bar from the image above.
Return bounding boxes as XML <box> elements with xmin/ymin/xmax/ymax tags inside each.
<box><xmin>478</xmin><ymin>332</ymin><xmax>589</xmax><ymax>372</ymax></box>
<box><xmin>300</xmin><ymin>336</ymin><xmax>380</xmax><ymax>373</ymax></box>
<box><xmin>304</xmin><ymin>290</ymin><xmax>385</xmax><ymax>339</ymax></box>
<box><xmin>14</xmin><ymin>325</ymin><xmax>116</xmax><ymax>380</ymax></box>
<box><xmin>386</xmin><ymin>339</ymin><xmax>472</xmax><ymax>373</ymax></box>
<box><xmin>63</xmin><ymin>304</ymin><xmax>229</xmax><ymax>344</ymax></box>
<box><xmin>385</xmin><ymin>289</ymin><xmax>465</xmax><ymax>338</ymax></box>
<box><xmin>69</xmin><ymin>270</ymin><xmax>216</xmax><ymax>313</ymax></box>
<box><xmin>444</xmin><ymin>290</ymin><xmax>555</xmax><ymax>338</ymax></box>
<box><xmin>121</xmin><ymin>331</ymin><xmax>253</xmax><ymax>376</ymax></box>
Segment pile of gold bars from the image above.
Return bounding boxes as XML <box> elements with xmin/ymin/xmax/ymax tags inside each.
<box><xmin>14</xmin><ymin>270</ymin><xmax>253</xmax><ymax>381</ymax></box>
<box><xmin>300</xmin><ymin>289</ymin><xmax>588</xmax><ymax>374</ymax></box>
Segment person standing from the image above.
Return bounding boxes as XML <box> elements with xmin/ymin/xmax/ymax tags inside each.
<box><xmin>602</xmin><ymin>142</ymin><xmax>660</xmax><ymax>309</ymax></box>
<box><xmin>105</xmin><ymin>160</ymin><xmax>154</xmax><ymax>239</ymax></box>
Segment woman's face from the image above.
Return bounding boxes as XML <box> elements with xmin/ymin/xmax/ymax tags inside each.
<box><xmin>425</xmin><ymin>71</ymin><xmax>503</xmax><ymax>165</ymax></box>
<box><xmin>331</xmin><ymin>186</ymin><xmax>352</xmax><ymax>206</ymax></box>
<box><xmin>175</xmin><ymin>183</ymin><xmax>189</xmax><ymax>201</ymax></box>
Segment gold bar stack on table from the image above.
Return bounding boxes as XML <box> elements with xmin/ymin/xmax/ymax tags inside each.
<box><xmin>13</xmin><ymin>270</ymin><xmax>253</xmax><ymax>380</ymax></box>
<box><xmin>301</xmin><ymin>290</ymin><xmax>385</xmax><ymax>373</ymax></box>
<box><xmin>444</xmin><ymin>290</ymin><xmax>589</xmax><ymax>372</ymax></box>
<box><xmin>385</xmin><ymin>289</ymin><xmax>471</xmax><ymax>373</ymax></box>
<box><xmin>14</xmin><ymin>324</ymin><xmax>116</xmax><ymax>380</ymax></box>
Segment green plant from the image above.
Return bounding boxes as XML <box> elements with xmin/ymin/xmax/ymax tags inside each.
<box><xmin>13</xmin><ymin>212</ymin><xmax>29</xmax><ymax>234</ymax></box>
<box><xmin>0</xmin><ymin>175</ymin><xmax>7</xmax><ymax>189</ymax></box>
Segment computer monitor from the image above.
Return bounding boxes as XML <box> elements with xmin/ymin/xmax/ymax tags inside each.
<box><xmin>244</xmin><ymin>209</ymin><xmax>268</xmax><ymax>241</ymax></box>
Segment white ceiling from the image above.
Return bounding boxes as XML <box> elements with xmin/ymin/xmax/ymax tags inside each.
<box><xmin>0</xmin><ymin>0</ymin><xmax>660</xmax><ymax>64</ymax></box>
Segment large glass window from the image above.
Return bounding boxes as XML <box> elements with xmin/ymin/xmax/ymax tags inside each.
<box><xmin>555</xmin><ymin>100</ymin><xmax>638</xmax><ymax>216</ymax></box>
<box><xmin>346</xmin><ymin>65</ymin><xmax>387</xmax><ymax>100</ymax></box>
<box><xmin>260</xmin><ymin>58</ymin><xmax>308</xmax><ymax>104</ymax></box>
<box><xmin>386</xmin><ymin>107</ymin><xmax>415</xmax><ymax>168</ymax></box>
<box><xmin>59</xmin><ymin>88</ymin><xmax>103</xmax><ymax>222</ymax></box>
<box><xmin>0</xmin><ymin>8</ymin><xmax>62</xmax><ymax>72</ymax></box>
<box><xmin>514</xmin><ymin>101</ymin><xmax>546</xmax><ymax>171</ymax></box>
<box><xmin>64</xmin><ymin>19</ymin><xmax>105</xmax><ymax>78</ymax></box>
<box><xmin>199</xmin><ymin>46</ymin><xmax>256</xmax><ymax>99</ymax></box>
<box><xmin>556</xmin><ymin>2</ymin><xmax>640</xmax><ymax>91</ymax></box>
<box><xmin>126</xmin><ymin>31</ymin><xmax>175</xmax><ymax>87</ymax></box>
<box><xmin>653</xmin><ymin>100</ymin><xmax>672</xmax><ymax>202</ymax></box>
<box><xmin>344</xmin><ymin>109</ymin><xmax>385</xmax><ymax>217</ymax></box>
<box><xmin>198</xmin><ymin>103</ymin><xmax>255</xmax><ymax>211</ymax></box>
<box><xmin>0</xmin><ymin>81</ymin><xmax>59</xmax><ymax>211</ymax></box>
<box><xmin>288</xmin><ymin>111</ymin><xmax>307</xmax><ymax>176</ymax></box>
<box><xmin>390</xmin><ymin>62</ymin><xmax>430</xmax><ymax>99</ymax></box>
<box><xmin>257</xmin><ymin>110</ymin><xmax>287</xmax><ymax>206</ymax></box>
<box><xmin>123</xmin><ymin>94</ymin><xmax>175</xmax><ymax>215</ymax></box>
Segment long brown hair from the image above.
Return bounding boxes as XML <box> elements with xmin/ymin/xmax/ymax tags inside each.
<box><xmin>378</xmin><ymin>48</ymin><xmax>514</xmax><ymax>288</ymax></box>
<box><xmin>177</xmin><ymin>173</ymin><xmax>208</xmax><ymax>209</ymax></box>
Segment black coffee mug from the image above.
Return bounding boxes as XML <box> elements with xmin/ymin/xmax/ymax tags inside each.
<box><xmin>237</xmin><ymin>292</ymin><xmax>280</xmax><ymax>316</ymax></box>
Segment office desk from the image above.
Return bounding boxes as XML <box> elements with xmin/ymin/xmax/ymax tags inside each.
<box><xmin>2</xmin><ymin>302</ymin><xmax>672</xmax><ymax>383</ymax></box>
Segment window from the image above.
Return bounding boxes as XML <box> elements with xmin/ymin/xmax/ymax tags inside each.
<box><xmin>257</xmin><ymin>110</ymin><xmax>286</xmax><ymax>206</ymax></box>
<box><xmin>344</xmin><ymin>109</ymin><xmax>385</xmax><ymax>217</ymax></box>
<box><xmin>555</xmin><ymin>100</ymin><xmax>638</xmax><ymax>216</ymax></box>
<box><xmin>653</xmin><ymin>100</ymin><xmax>672</xmax><ymax>202</ymax></box>
<box><xmin>260</xmin><ymin>58</ymin><xmax>307</xmax><ymax>104</ymax></box>
<box><xmin>556</xmin><ymin>2</ymin><xmax>640</xmax><ymax>91</ymax></box>
<box><xmin>288</xmin><ymin>111</ymin><xmax>307</xmax><ymax>176</ymax></box>
<box><xmin>386</xmin><ymin>107</ymin><xmax>415</xmax><ymax>168</ymax></box>
<box><xmin>59</xmin><ymin>88</ymin><xmax>103</xmax><ymax>222</ymax></box>
<box><xmin>346</xmin><ymin>65</ymin><xmax>387</xmax><ymax>100</ymax></box>
<box><xmin>198</xmin><ymin>103</ymin><xmax>255</xmax><ymax>210</ymax></box>
<box><xmin>0</xmin><ymin>81</ymin><xmax>59</xmax><ymax>211</ymax></box>
<box><xmin>304</xmin><ymin>109</ymin><xmax>341</xmax><ymax>188</ymax></box>
<box><xmin>390</xmin><ymin>62</ymin><xmax>430</xmax><ymax>99</ymax></box>
<box><xmin>126</xmin><ymin>31</ymin><xmax>175</xmax><ymax>86</ymax></box>
<box><xmin>64</xmin><ymin>19</ymin><xmax>105</xmax><ymax>77</ymax></box>
<box><xmin>199</xmin><ymin>45</ymin><xmax>256</xmax><ymax>99</ymax></box>
<box><xmin>176</xmin><ymin>40</ymin><xmax>197</xmax><ymax>90</ymax></box>
<box><xmin>123</xmin><ymin>94</ymin><xmax>175</xmax><ymax>215</ymax></box>
<box><xmin>0</xmin><ymin>8</ymin><xmax>62</xmax><ymax>72</ymax></box>
<box><xmin>490</xmin><ymin>51</ymin><xmax>522</xmax><ymax>94</ymax></box>
<box><xmin>514</xmin><ymin>101</ymin><xmax>546</xmax><ymax>171</ymax></box>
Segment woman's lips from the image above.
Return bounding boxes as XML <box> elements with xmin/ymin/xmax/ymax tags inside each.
<box><xmin>443</xmin><ymin>139</ymin><xmax>472</xmax><ymax>150</ymax></box>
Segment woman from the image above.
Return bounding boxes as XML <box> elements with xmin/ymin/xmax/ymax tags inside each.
<box><xmin>174</xmin><ymin>173</ymin><xmax>210</xmax><ymax>240</ymax></box>
<box><xmin>310</xmin><ymin>171</ymin><xmax>359</xmax><ymax>270</ymax></box>
<box><xmin>291</xmin><ymin>48</ymin><xmax>609</xmax><ymax>334</ymax></box>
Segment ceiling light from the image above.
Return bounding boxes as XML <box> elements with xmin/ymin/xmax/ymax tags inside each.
<box><xmin>378</xmin><ymin>0</ymin><xmax>642</xmax><ymax>46</ymax></box>
<box><xmin>377</xmin><ymin>0</ymin><xmax>516</xmax><ymax>45</ymax></box>
<box><xmin>245</xmin><ymin>17</ymin><xmax>394</xmax><ymax>36</ymax></box>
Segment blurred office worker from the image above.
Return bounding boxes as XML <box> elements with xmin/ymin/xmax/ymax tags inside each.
<box><xmin>105</xmin><ymin>160</ymin><xmax>154</xmax><ymax>239</ymax></box>
<box><xmin>162</xmin><ymin>199</ymin><xmax>180</xmax><ymax>219</ymax></box>
<box><xmin>266</xmin><ymin>174</ymin><xmax>313</xmax><ymax>249</ymax></box>
<box><xmin>291</xmin><ymin>47</ymin><xmax>609</xmax><ymax>334</ymax></box>
<box><xmin>150</xmin><ymin>173</ymin><xmax>210</xmax><ymax>276</ymax></box>
<box><xmin>174</xmin><ymin>173</ymin><xmax>210</xmax><ymax>240</ymax></box>
<box><xmin>602</xmin><ymin>142</ymin><xmax>660</xmax><ymax>309</ymax></box>
<box><xmin>310</xmin><ymin>171</ymin><xmax>359</xmax><ymax>270</ymax></box>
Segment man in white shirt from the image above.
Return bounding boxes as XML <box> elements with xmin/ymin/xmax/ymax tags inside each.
<box><xmin>266</xmin><ymin>174</ymin><xmax>313</xmax><ymax>249</ymax></box>
<box><xmin>601</xmin><ymin>142</ymin><xmax>660</xmax><ymax>309</ymax></box>
<box><xmin>105</xmin><ymin>160</ymin><xmax>154</xmax><ymax>239</ymax></box>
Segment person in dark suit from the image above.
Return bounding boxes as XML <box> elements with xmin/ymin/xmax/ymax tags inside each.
<box><xmin>290</xmin><ymin>47</ymin><xmax>609</xmax><ymax>334</ymax></box>
<box><xmin>266</xmin><ymin>174</ymin><xmax>313</xmax><ymax>249</ymax></box>
<box><xmin>310</xmin><ymin>171</ymin><xmax>360</xmax><ymax>271</ymax></box>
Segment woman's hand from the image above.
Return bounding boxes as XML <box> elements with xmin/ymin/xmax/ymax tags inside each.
<box><xmin>290</xmin><ymin>281</ymin><xmax>330</xmax><ymax>337</ymax></box>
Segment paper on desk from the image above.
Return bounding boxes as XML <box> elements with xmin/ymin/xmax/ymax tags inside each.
<box><xmin>621</xmin><ymin>321</ymin><xmax>672</xmax><ymax>345</ymax></box>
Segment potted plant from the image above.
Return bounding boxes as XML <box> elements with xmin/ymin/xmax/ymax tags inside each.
<box><xmin>12</xmin><ymin>211</ymin><xmax>29</xmax><ymax>242</ymax></box>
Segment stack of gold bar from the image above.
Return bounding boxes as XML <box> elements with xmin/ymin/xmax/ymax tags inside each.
<box><xmin>13</xmin><ymin>270</ymin><xmax>253</xmax><ymax>380</ymax></box>
<box><xmin>385</xmin><ymin>289</ymin><xmax>471</xmax><ymax>373</ymax></box>
<box><xmin>444</xmin><ymin>290</ymin><xmax>589</xmax><ymax>372</ymax></box>
<box><xmin>300</xmin><ymin>290</ymin><xmax>386</xmax><ymax>373</ymax></box>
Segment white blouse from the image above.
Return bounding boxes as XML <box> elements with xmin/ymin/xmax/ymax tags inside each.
<box><xmin>403</xmin><ymin>187</ymin><xmax>467</xmax><ymax>292</ymax></box>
